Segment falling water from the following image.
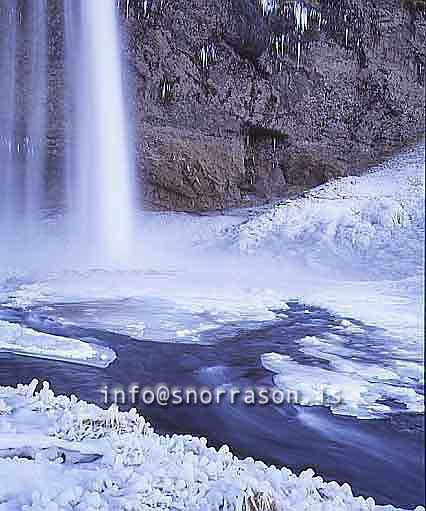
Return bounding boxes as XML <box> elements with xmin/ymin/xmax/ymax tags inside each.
<box><xmin>25</xmin><ymin>0</ymin><xmax>48</xmax><ymax>235</ymax></box>
<box><xmin>0</xmin><ymin>1</ymin><xmax>47</xmax><ymax>246</ymax></box>
<box><xmin>65</xmin><ymin>0</ymin><xmax>135</xmax><ymax>264</ymax></box>
<box><xmin>0</xmin><ymin>1</ymin><xmax>18</xmax><ymax>241</ymax></box>
<box><xmin>0</xmin><ymin>0</ymin><xmax>136</xmax><ymax>267</ymax></box>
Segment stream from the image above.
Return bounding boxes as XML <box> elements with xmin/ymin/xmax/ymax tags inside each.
<box><xmin>0</xmin><ymin>300</ymin><xmax>424</xmax><ymax>509</ymax></box>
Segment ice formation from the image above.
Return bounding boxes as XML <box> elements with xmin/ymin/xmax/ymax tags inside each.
<box><xmin>0</xmin><ymin>380</ymin><xmax>423</xmax><ymax>511</ymax></box>
<box><xmin>0</xmin><ymin>320</ymin><xmax>115</xmax><ymax>367</ymax></box>
<box><xmin>262</xmin><ymin>339</ymin><xmax>424</xmax><ymax>419</ymax></box>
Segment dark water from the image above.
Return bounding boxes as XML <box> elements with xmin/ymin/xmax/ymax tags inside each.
<box><xmin>0</xmin><ymin>302</ymin><xmax>424</xmax><ymax>509</ymax></box>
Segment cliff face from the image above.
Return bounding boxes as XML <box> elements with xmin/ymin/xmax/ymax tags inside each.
<box><xmin>124</xmin><ymin>0</ymin><xmax>425</xmax><ymax>210</ymax></box>
<box><xmin>1</xmin><ymin>0</ymin><xmax>425</xmax><ymax>212</ymax></box>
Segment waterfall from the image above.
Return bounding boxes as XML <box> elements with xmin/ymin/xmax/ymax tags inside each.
<box><xmin>0</xmin><ymin>1</ymin><xmax>47</xmax><ymax>246</ymax></box>
<box><xmin>65</xmin><ymin>0</ymin><xmax>136</xmax><ymax>264</ymax></box>
<box><xmin>0</xmin><ymin>0</ymin><xmax>136</xmax><ymax>267</ymax></box>
<box><xmin>0</xmin><ymin>1</ymin><xmax>18</xmax><ymax>241</ymax></box>
<box><xmin>25</xmin><ymin>0</ymin><xmax>48</xmax><ymax>236</ymax></box>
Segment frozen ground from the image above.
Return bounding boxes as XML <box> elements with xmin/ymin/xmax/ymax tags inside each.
<box><xmin>0</xmin><ymin>380</ymin><xmax>422</xmax><ymax>511</ymax></box>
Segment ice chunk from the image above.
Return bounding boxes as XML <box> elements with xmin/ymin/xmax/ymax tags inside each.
<box><xmin>0</xmin><ymin>320</ymin><xmax>115</xmax><ymax>367</ymax></box>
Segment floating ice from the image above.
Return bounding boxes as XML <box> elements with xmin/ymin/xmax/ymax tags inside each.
<box><xmin>261</xmin><ymin>343</ymin><xmax>424</xmax><ymax>419</ymax></box>
<box><xmin>0</xmin><ymin>320</ymin><xmax>115</xmax><ymax>367</ymax></box>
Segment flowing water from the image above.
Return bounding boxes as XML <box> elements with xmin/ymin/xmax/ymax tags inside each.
<box><xmin>24</xmin><ymin>0</ymin><xmax>48</xmax><ymax>238</ymax></box>
<box><xmin>0</xmin><ymin>1</ymin><xmax>18</xmax><ymax>241</ymax></box>
<box><xmin>0</xmin><ymin>0</ymin><xmax>135</xmax><ymax>265</ymax></box>
<box><xmin>0</xmin><ymin>300</ymin><xmax>424</xmax><ymax>509</ymax></box>
<box><xmin>0</xmin><ymin>1</ymin><xmax>47</xmax><ymax>244</ymax></box>
<box><xmin>64</xmin><ymin>0</ymin><xmax>135</xmax><ymax>263</ymax></box>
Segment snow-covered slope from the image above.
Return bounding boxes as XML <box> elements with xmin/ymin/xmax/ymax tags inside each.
<box><xmin>236</xmin><ymin>146</ymin><xmax>425</xmax><ymax>281</ymax></box>
<box><xmin>231</xmin><ymin>145</ymin><xmax>425</xmax><ymax>419</ymax></box>
<box><xmin>0</xmin><ymin>380</ymin><xmax>422</xmax><ymax>511</ymax></box>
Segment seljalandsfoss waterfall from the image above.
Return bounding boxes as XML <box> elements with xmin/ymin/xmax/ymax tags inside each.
<box><xmin>0</xmin><ymin>0</ymin><xmax>47</xmax><ymax>246</ymax></box>
<box><xmin>0</xmin><ymin>0</ymin><xmax>135</xmax><ymax>267</ymax></box>
<box><xmin>0</xmin><ymin>1</ymin><xmax>424</xmax><ymax>510</ymax></box>
<box><xmin>64</xmin><ymin>0</ymin><xmax>135</xmax><ymax>261</ymax></box>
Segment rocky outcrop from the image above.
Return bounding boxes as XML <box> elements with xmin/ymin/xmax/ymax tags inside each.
<box><xmin>123</xmin><ymin>0</ymin><xmax>425</xmax><ymax>210</ymax></box>
<box><xmin>1</xmin><ymin>0</ymin><xmax>425</xmax><ymax>211</ymax></box>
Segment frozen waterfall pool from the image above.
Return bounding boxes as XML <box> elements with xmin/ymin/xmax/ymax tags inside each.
<box><xmin>0</xmin><ymin>146</ymin><xmax>424</xmax><ymax>509</ymax></box>
<box><xmin>0</xmin><ymin>269</ymin><xmax>423</xmax><ymax>420</ymax></box>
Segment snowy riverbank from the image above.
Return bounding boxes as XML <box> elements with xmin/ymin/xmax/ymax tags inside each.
<box><xmin>0</xmin><ymin>380</ymin><xmax>423</xmax><ymax>511</ymax></box>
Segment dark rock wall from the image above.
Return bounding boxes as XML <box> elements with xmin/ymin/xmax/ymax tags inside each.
<box><xmin>123</xmin><ymin>0</ymin><xmax>425</xmax><ymax>210</ymax></box>
<box><xmin>1</xmin><ymin>0</ymin><xmax>425</xmax><ymax>211</ymax></box>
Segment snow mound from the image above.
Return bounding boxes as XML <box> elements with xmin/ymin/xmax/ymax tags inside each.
<box><xmin>236</xmin><ymin>146</ymin><xmax>425</xmax><ymax>279</ymax></box>
<box><xmin>0</xmin><ymin>381</ymin><xmax>422</xmax><ymax>511</ymax></box>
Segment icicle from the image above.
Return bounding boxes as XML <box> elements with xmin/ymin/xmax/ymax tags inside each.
<box><xmin>273</xmin><ymin>137</ymin><xmax>276</xmax><ymax>153</ymax></box>
<box><xmin>294</xmin><ymin>2</ymin><xmax>302</xmax><ymax>31</ymax></box>
<box><xmin>259</xmin><ymin>0</ymin><xmax>276</xmax><ymax>16</ymax></box>
<box><xmin>294</xmin><ymin>2</ymin><xmax>308</xmax><ymax>33</ymax></box>
<box><xmin>200</xmin><ymin>44</ymin><xmax>217</xmax><ymax>70</ymax></box>
<box><xmin>302</xmin><ymin>6</ymin><xmax>308</xmax><ymax>32</ymax></box>
<box><xmin>126</xmin><ymin>0</ymin><xmax>129</xmax><ymax>18</ymax></box>
<box><xmin>297</xmin><ymin>38</ymin><xmax>301</xmax><ymax>69</ymax></box>
<box><xmin>201</xmin><ymin>46</ymin><xmax>208</xmax><ymax>68</ymax></box>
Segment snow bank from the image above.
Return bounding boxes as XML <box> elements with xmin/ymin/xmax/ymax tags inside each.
<box><xmin>236</xmin><ymin>146</ymin><xmax>425</xmax><ymax>281</ymax></box>
<box><xmin>0</xmin><ymin>380</ymin><xmax>423</xmax><ymax>511</ymax></box>
<box><xmin>0</xmin><ymin>320</ymin><xmax>115</xmax><ymax>367</ymax></box>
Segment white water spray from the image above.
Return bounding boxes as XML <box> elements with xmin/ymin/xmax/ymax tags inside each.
<box><xmin>65</xmin><ymin>1</ymin><xmax>136</xmax><ymax>264</ymax></box>
<box><xmin>0</xmin><ymin>1</ymin><xmax>137</xmax><ymax>268</ymax></box>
